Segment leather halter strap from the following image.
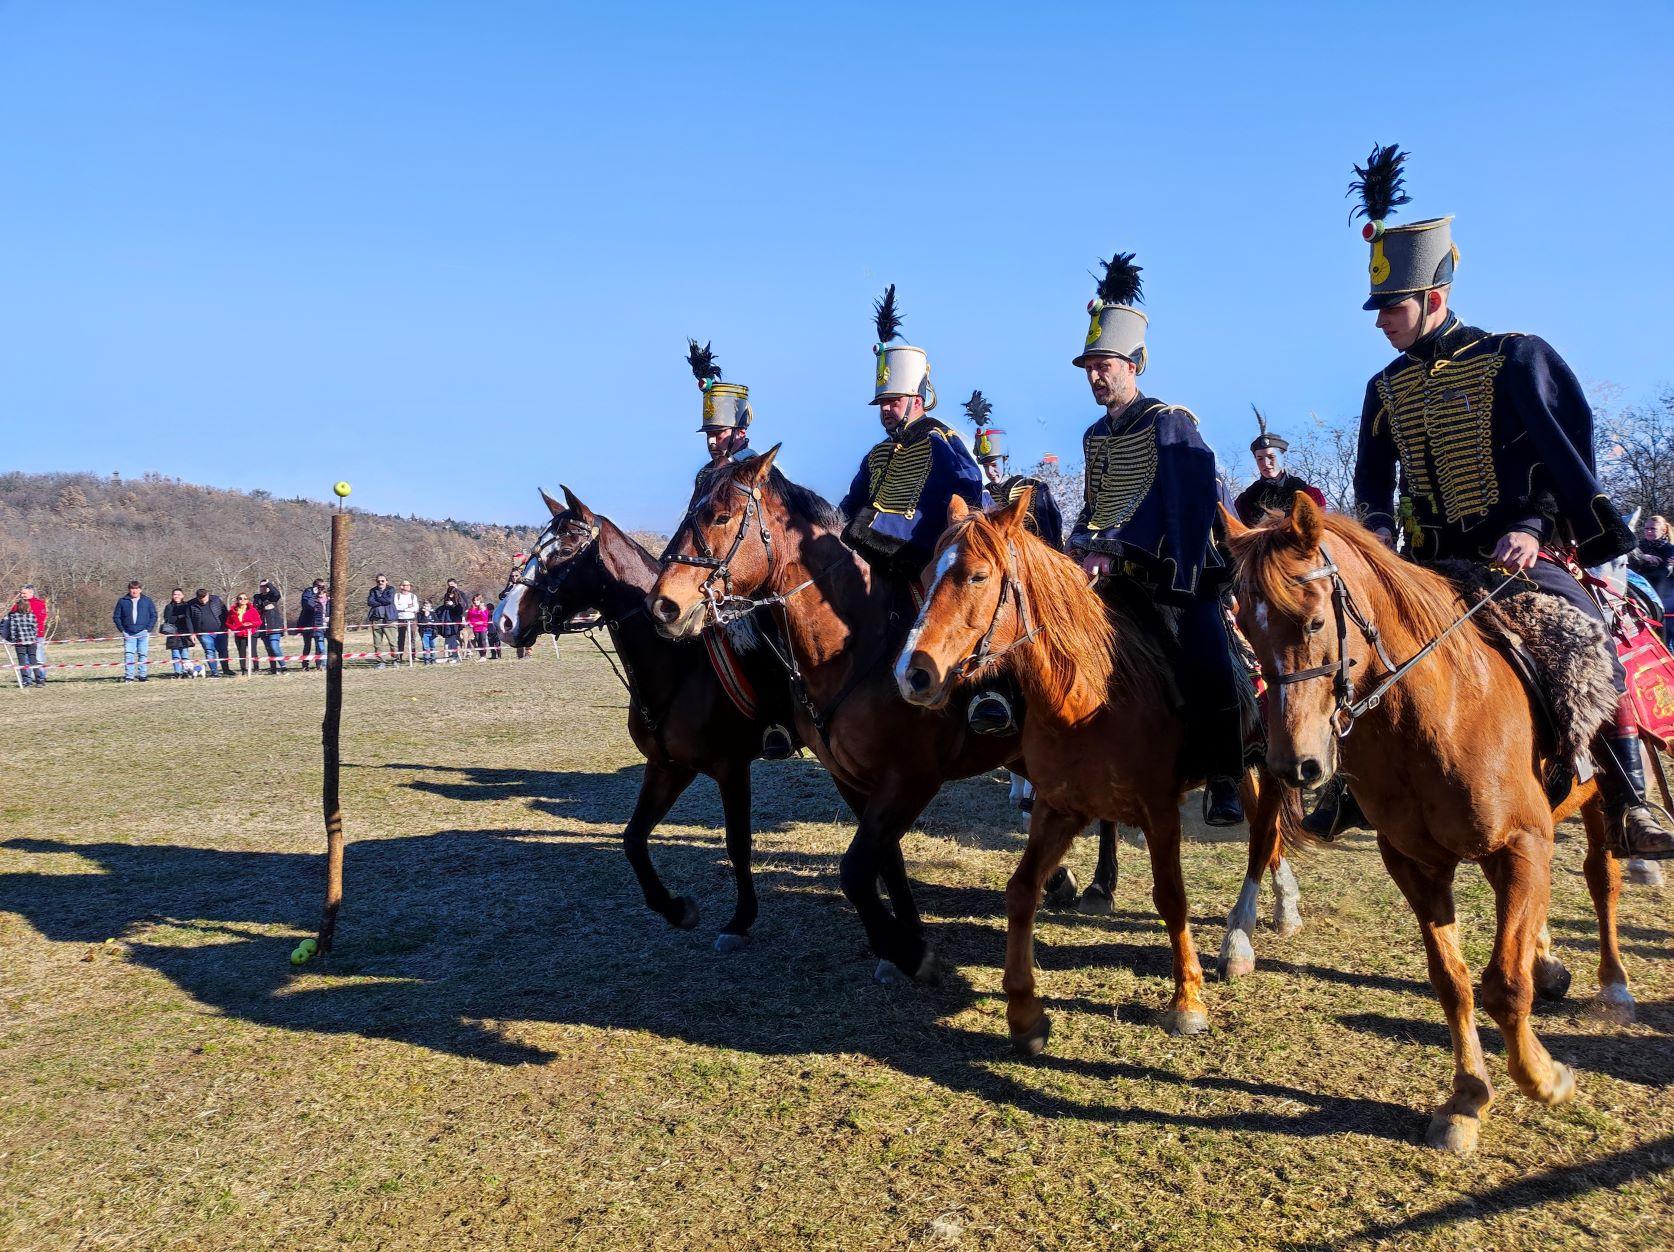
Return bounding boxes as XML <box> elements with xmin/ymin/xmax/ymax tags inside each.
<box><xmin>1274</xmin><ymin>542</ymin><xmax>1514</xmax><ymax>737</ymax></box>
<box><xmin>952</xmin><ymin>542</ymin><xmax>1041</xmax><ymax>678</ymax></box>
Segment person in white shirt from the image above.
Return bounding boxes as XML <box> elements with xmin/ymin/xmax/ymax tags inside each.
<box><xmin>393</xmin><ymin>580</ymin><xmax>420</xmax><ymax>665</ymax></box>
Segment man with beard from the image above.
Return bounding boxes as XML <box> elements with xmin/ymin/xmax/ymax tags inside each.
<box><xmin>1066</xmin><ymin>250</ymin><xmax>1245</xmax><ymax>826</ymax></box>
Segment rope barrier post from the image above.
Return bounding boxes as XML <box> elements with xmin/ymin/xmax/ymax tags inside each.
<box><xmin>314</xmin><ymin>484</ymin><xmax>352</xmax><ymax>959</ymax></box>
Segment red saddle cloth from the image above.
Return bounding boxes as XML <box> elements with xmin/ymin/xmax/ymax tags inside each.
<box><xmin>1577</xmin><ymin>566</ymin><xmax>1674</xmax><ymax>747</ymax></box>
<box><xmin>703</xmin><ymin>629</ymin><xmax>759</xmax><ymax>720</ymax></box>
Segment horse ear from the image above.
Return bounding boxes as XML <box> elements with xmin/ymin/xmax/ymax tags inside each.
<box><xmin>1291</xmin><ymin>491</ymin><xmax>1325</xmax><ymax>548</ymax></box>
<box><xmin>947</xmin><ymin>494</ymin><xmax>970</xmax><ymax>524</ymax></box>
<box><xmin>559</xmin><ymin>484</ymin><xmax>595</xmax><ymax>523</ymax></box>
<box><xmin>745</xmin><ymin>444</ymin><xmax>780</xmax><ymax>486</ymax></box>
<box><xmin>995</xmin><ymin>485</ymin><xmax>1032</xmax><ymax>532</ymax></box>
<box><xmin>1220</xmin><ymin>503</ymin><xmax>1250</xmax><ymax>539</ymax></box>
<box><xmin>540</xmin><ymin>488</ymin><xmax>566</xmax><ymax>519</ymax></box>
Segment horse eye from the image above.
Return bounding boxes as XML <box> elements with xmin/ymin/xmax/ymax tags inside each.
<box><xmin>1306</xmin><ymin>617</ymin><xmax>1326</xmax><ymax>635</ymax></box>
<box><xmin>712</xmin><ymin>513</ymin><xmax>733</xmax><ymax>525</ymax></box>
<box><xmin>968</xmin><ymin>569</ymin><xmax>990</xmax><ymax>585</ymax></box>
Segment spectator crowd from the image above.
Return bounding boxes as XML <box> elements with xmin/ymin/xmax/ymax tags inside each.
<box><xmin>5</xmin><ymin>572</ymin><xmax>520</xmax><ymax>687</ymax></box>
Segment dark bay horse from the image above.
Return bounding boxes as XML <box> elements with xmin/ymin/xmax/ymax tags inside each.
<box><xmin>894</xmin><ymin>490</ymin><xmax>1296</xmax><ymax>1049</ymax></box>
<box><xmin>1229</xmin><ymin>494</ymin><xmax>1631</xmax><ymax>1153</ymax></box>
<box><xmin>495</xmin><ymin>487</ymin><xmax>782</xmax><ymax>952</ymax></box>
<box><xmin>646</xmin><ymin>450</ymin><xmax>1021</xmax><ymax>983</ymax></box>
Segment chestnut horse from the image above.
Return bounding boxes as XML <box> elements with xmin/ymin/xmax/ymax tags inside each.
<box><xmin>495</xmin><ymin>487</ymin><xmax>782</xmax><ymax>952</ymax></box>
<box><xmin>894</xmin><ymin>489</ymin><xmax>1295</xmax><ymax>1050</ymax></box>
<box><xmin>1228</xmin><ymin>494</ymin><xmax>1632</xmax><ymax>1153</ymax></box>
<box><xmin>647</xmin><ymin>449</ymin><xmax>1021</xmax><ymax>983</ymax></box>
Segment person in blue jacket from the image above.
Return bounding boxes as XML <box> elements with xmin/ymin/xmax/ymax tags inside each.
<box><xmin>840</xmin><ymin>288</ymin><xmax>1003</xmax><ymax>735</ymax></box>
<box><xmin>1310</xmin><ymin>142</ymin><xmax>1673</xmax><ymax>859</ymax></box>
<box><xmin>1066</xmin><ymin>251</ymin><xmax>1245</xmax><ymax>826</ymax></box>
<box><xmin>112</xmin><ymin>580</ymin><xmax>158</xmax><ymax>682</ymax></box>
<box><xmin>840</xmin><ymin>286</ymin><xmax>983</xmax><ymax>586</ymax></box>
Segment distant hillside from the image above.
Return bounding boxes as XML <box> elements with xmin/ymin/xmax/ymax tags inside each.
<box><xmin>0</xmin><ymin>471</ymin><xmax>607</xmax><ymax>636</ymax></box>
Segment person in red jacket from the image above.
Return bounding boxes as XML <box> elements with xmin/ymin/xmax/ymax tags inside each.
<box><xmin>19</xmin><ymin>583</ymin><xmax>47</xmax><ymax>686</ymax></box>
<box><xmin>225</xmin><ymin>594</ymin><xmax>263</xmax><ymax>675</ymax></box>
<box><xmin>466</xmin><ymin>595</ymin><xmax>492</xmax><ymax>660</ymax></box>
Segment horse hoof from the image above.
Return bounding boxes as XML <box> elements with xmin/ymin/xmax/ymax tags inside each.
<box><xmin>1218</xmin><ymin>930</ymin><xmax>1256</xmax><ymax>980</ymax></box>
<box><xmin>713</xmin><ymin>931</ymin><xmax>749</xmax><ymax>955</ymax></box>
<box><xmin>1044</xmin><ymin>867</ymin><xmax>1080</xmax><ymax>909</ymax></box>
<box><xmin>1160</xmin><ymin>1008</ymin><xmax>1209</xmax><ymax>1036</ymax></box>
<box><xmin>671</xmin><ymin>897</ymin><xmax>700</xmax><ymax>930</ymax></box>
<box><xmin>1536</xmin><ymin>1061</ymin><xmax>1577</xmax><ymax>1107</ymax></box>
<box><xmin>1425</xmin><ymin>1112</ymin><xmax>1480</xmax><ymax>1154</ymax></box>
<box><xmin>1588</xmin><ymin>983</ymin><xmax>1637</xmax><ymax>1025</ymax></box>
<box><xmin>1011</xmin><ymin>1016</ymin><xmax>1051</xmax><ymax>1057</ymax></box>
<box><xmin>1533</xmin><ymin>955</ymin><xmax>1572</xmax><ymax>1002</ymax></box>
<box><xmin>874</xmin><ymin>959</ymin><xmax>909</xmax><ymax>986</ymax></box>
<box><xmin>1078</xmin><ymin>884</ymin><xmax>1114</xmax><ymax>916</ymax></box>
<box><xmin>1624</xmin><ymin>857</ymin><xmax>1664</xmax><ymax>886</ymax></box>
<box><xmin>1272</xmin><ymin>907</ymin><xmax>1305</xmax><ymax>940</ymax></box>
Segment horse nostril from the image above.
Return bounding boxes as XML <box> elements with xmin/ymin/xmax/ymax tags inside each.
<box><xmin>650</xmin><ymin>596</ymin><xmax>679</xmax><ymax>625</ymax></box>
<box><xmin>907</xmin><ymin>667</ymin><xmax>931</xmax><ymax>695</ymax></box>
<box><xmin>1296</xmin><ymin>757</ymin><xmax>1323</xmax><ymax>785</ymax></box>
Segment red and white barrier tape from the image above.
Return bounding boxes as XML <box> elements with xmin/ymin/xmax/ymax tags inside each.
<box><xmin>7</xmin><ymin>645</ymin><xmax>504</xmax><ymax>673</ymax></box>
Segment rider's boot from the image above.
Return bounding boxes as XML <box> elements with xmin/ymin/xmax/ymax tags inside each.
<box><xmin>966</xmin><ymin>689</ymin><xmax>1017</xmax><ymax>736</ymax></box>
<box><xmin>761</xmin><ymin>724</ymin><xmax>796</xmax><ymax>761</ymax></box>
<box><xmin>1596</xmin><ymin>732</ymin><xmax>1674</xmax><ymax>860</ymax></box>
<box><xmin>1300</xmin><ymin>774</ymin><xmax>1366</xmax><ymax>840</ymax></box>
<box><xmin>1202</xmin><ymin>776</ymin><xmax>1244</xmax><ymax>827</ymax></box>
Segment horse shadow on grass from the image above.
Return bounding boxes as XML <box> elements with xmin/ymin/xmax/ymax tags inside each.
<box><xmin>3</xmin><ymin>755</ymin><xmax>1640</xmax><ymax>1156</ymax></box>
<box><xmin>6</xmin><ymin>825</ymin><xmax>1433</xmax><ymax>1147</ymax></box>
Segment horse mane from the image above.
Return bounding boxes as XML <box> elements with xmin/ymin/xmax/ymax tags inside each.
<box><xmin>949</xmin><ymin>509</ymin><xmax>1156</xmax><ymax>715</ymax></box>
<box><xmin>1231</xmin><ymin>511</ymin><xmax>1482</xmax><ymax>662</ymax></box>
<box><xmin>709</xmin><ymin>459</ymin><xmax>844</xmax><ymax>531</ymax></box>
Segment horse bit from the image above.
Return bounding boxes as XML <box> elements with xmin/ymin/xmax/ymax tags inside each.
<box><xmin>1275</xmin><ymin>542</ymin><xmax>1515</xmax><ymax>738</ymax></box>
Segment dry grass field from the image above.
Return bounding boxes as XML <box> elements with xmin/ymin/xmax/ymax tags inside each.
<box><xmin>1</xmin><ymin>643</ymin><xmax>1670</xmax><ymax>1249</ymax></box>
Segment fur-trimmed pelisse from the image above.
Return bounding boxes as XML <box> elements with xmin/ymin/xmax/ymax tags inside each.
<box><xmin>1436</xmin><ymin>562</ymin><xmax>1617</xmax><ymax>762</ymax></box>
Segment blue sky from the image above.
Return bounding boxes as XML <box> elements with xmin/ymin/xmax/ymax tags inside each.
<box><xmin>4</xmin><ymin>2</ymin><xmax>1671</xmax><ymax>532</ymax></box>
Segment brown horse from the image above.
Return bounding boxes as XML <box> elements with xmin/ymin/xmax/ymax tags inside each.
<box><xmin>494</xmin><ymin>487</ymin><xmax>783</xmax><ymax>952</ymax></box>
<box><xmin>894</xmin><ymin>489</ymin><xmax>1293</xmax><ymax>1049</ymax></box>
<box><xmin>1228</xmin><ymin>494</ymin><xmax>1633</xmax><ymax>1153</ymax></box>
<box><xmin>646</xmin><ymin>449</ymin><xmax>1020</xmax><ymax>983</ymax></box>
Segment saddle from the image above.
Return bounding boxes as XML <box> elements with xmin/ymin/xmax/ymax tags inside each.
<box><xmin>1435</xmin><ymin>562</ymin><xmax>1617</xmax><ymax>795</ymax></box>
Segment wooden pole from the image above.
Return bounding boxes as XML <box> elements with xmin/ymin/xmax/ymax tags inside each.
<box><xmin>317</xmin><ymin>502</ymin><xmax>350</xmax><ymax>953</ymax></box>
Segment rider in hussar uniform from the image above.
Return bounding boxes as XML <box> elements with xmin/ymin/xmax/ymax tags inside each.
<box><xmin>839</xmin><ymin>286</ymin><xmax>1001</xmax><ymax>728</ymax></box>
<box><xmin>684</xmin><ymin>340</ymin><xmax>757</xmax><ymax>503</ymax></box>
<box><xmin>1067</xmin><ymin>251</ymin><xmax>1246</xmax><ymax>826</ymax></box>
<box><xmin>967</xmin><ymin>391</ymin><xmax>1065</xmax><ymax>550</ymax></box>
<box><xmin>678</xmin><ymin>339</ymin><xmax>795</xmax><ymax>761</ymax></box>
<box><xmin>1234</xmin><ymin>408</ymin><xmax>1327</xmax><ymax>526</ymax></box>
<box><xmin>1338</xmin><ymin>143</ymin><xmax>1673</xmax><ymax>858</ymax></box>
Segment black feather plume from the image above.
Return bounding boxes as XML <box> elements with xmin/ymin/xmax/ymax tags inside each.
<box><xmin>873</xmin><ymin>285</ymin><xmax>903</xmax><ymax>343</ymax></box>
<box><xmin>1092</xmin><ymin>252</ymin><xmax>1144</xmax><ymax>306</ymax></box>
<box><xmin>1347</xmin><ymin>143</ymin><xmax>1411</xmax><ymax>223</ymax></box>
<box><xmin>962</xmin><ymin>390</ymin><xmax>993</xmax><ymax>427</ymax></box>
<box><xmin>1251</xmin><ymin>403</ymin><xmax>1269</xmax><ymax>437</ymax></box>
<box><xmin>686</xmin><ymin>339</ymin><xmax>721</xmax><ymax>384</ymax></box>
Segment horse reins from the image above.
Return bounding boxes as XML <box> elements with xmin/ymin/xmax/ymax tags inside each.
<box><xmin>1276</xmin><ymin>542</ymin><xmax>1518</xmax><ymax>737</ymax></box>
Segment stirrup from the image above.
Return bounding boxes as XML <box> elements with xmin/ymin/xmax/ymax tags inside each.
<box><xmin>760</xmin><ymin>725</ymin><xmax>796</xmax><ymax>761</ymax></box>
<box><xmin>1613</xmin><ymin>803</ymin><xmax>1674</xmax><ymax>861</ymax></box>
<box><xmin>1301</xmin><ymin>775</ymin><xmax>1364</xmax><ymax>841</ymax></box>
<box><xmin>966</xmin><ymin>690</ymin><xmax>1016</xmax><ymax>736</ymax></box>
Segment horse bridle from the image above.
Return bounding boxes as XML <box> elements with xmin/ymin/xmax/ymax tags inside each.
<box><xmin>952</xmin><ymin>541</ymin><xmax>1041</xmax><ymax>678</ymax></box>
<box><xmin>1274</xmin><ymin>542</ymin><xmax>1513</xmax><ymax>738</ymax></box>
<box><xmin>663</xmin><ymin>480</ymin><xmax>776</xmax><ymax>626</ymax></box>
<box><xmin>505</xmin><ymin>515</ymin><xmax>612</xmax><ymax>634</ymax></box>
